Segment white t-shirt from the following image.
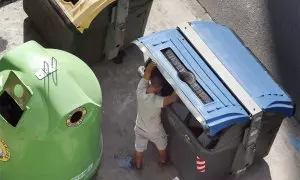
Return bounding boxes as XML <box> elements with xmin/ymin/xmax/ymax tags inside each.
<box><xmin>135</xmin><ymin>78</ymin><xmax>164</xmax><ymax>133</ymax></box>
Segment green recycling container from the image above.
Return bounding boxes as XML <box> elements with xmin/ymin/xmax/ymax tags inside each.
<box><xmin>0</xmin><ymin>41</ymin><xmax>103</xmax><ymax>180</ymax></box>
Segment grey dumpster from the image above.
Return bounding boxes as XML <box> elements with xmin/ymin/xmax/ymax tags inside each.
<box><xmin>134</xmin><ymin>21</ymin><xmax>295</xmax><ymax>180</ymax></box>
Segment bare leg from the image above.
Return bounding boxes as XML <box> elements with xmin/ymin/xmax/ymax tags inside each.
<box><xmin>135</xmin><ymin>151</ymin><xmax>143</xmax><ymax>169</ymax></box>
<box><xmin>159</xmin><ymin>149</ymin><xmax>167</xmax><ymax>164</ymax></box>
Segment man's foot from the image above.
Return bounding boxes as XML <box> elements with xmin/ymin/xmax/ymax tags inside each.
<box><xmin>158</xmin><ymin>159</ymin><xmax>170</xmax><ymax>166</ymax></box>
<box><xmin>133</xmin><ymin>158</ymin><xmax>143</xmax><ymax>170</ymax></box>
<box><xmin>159</xmin><ymin>149</ymin><xmax>168</xmax><ymax>166</ymax></box>
<box><xmin>134</xmin><ymin>151</ymin><xmax>143</xmax><ymax>170</ymax></box>
<box><xmin>135</xmin><ymin>163</ymin><xmax>143</xmax><ymax>170</ymax></box>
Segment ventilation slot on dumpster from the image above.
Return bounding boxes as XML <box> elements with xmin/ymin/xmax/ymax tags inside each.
<box><xmin>161</xmin><ymin>48</ymin><xmax>213</xmax><ymax>104</ymax></box>
<box><xmin>0</xmin><ymin>91</ymin><xmax>23</xmax><ymax>127</ymax></box>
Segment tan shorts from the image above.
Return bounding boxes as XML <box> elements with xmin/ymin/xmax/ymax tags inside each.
<box><xmin>134</xmin><ymin>126</ymin><xmax>168</xmax><ymax>152</ymax></box>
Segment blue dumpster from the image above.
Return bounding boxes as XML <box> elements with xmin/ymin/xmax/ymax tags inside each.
<box><xmin>134</xmin><ymin>21</ymin><xmax>294</xmax><ymax>180</ymax></box>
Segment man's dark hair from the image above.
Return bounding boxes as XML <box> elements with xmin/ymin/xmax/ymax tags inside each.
<box><xmin>150</xmin><ymin>76</ymin><xmax>164</xmax><ymax>88</ymax></box>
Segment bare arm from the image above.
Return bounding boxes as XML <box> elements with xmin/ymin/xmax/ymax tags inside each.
<box><xmin>143</xmin><ymin>62</ymin><xmax>156</xmax><ymax>80</ymax></box>
<box><xmin>136</xmin><ymin>62</ymin><xmax>156</xmax><ymax>95</ymax></box>
<box><xmin>163</xmin><ymin>91</ymin><xmax>178</xmax><ymax>107</ymax></box>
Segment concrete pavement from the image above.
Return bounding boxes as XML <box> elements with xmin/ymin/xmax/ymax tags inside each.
<box><xmin>0</xmin><ymin>0</ymin><xmax>300</xmax><ymax>180</ymax></box>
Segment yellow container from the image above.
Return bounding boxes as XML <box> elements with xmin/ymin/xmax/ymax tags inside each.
<box><xmin>55</xmin><ymin>0</ymin><xmax>116</xmax><ymax>33</ymax></box>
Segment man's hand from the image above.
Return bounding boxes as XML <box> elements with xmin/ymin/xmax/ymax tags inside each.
<box><xmin>170</xmin><ymin>91</ymin><xmax>178</xmax><ymax>102</ymax></box>
<box><xmin>143</xmin><ymin>61</ymin><xmax>156</xmax><ymax>80</ymax></box>
<box><xmin>163</xmin><ymin>91</ymin><xmax>178</xmax><ymax>107</ymax></box>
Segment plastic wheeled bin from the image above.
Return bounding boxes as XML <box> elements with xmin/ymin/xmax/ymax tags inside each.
<box><xmin>134</xmin><ymin>21</ymin><xmax>294</xmax><ymax>180</ymax></box>
<box><xmin>23</xmin><ymin>0</ymin><xmax>153</xmax><ymax>64</ymax></box>
<box><xmin>0</xmin><ymin>41</ymin><xmax>103</xmax><ymax>180</ymax></box>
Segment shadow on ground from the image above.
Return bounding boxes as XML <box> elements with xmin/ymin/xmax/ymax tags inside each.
<box><xmin>0</xmin><ymin>0</ymin><xmax>19</xmax><ymax>8</ymax></box>
<box><xmin>267</xmin><ymin>0</ymin><xmax>300</xmax><ymax>120</ymax></box>
<box><xmin>0</xmin><ymin>37</ymin><xmax>8</xmax><ymax>53</ymax></box>
<box><xmin>23</xmin><ymin>18</ymin><xmax>48</xmax><ymax>47</ymax></box>
<box><xmin>228</xmin><ymin>160</ymin><xmax>271</xmax><ymax>180</ymax></box>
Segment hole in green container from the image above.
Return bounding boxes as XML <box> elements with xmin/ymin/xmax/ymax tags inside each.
<box><xmin>0</xmin><ymin>91</ymin><xmax>23</xmax><ymax>127</ymax></box>
<box><xmin>70</xmin><ymin>111</ymin><xmax>83</xmax><ymax>123</ymax></box>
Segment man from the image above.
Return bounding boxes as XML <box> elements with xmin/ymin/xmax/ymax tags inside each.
<box><xmin>134</xmin><ymin>61</ymin><xmax>178</xmax><ymax>169</ymax></box>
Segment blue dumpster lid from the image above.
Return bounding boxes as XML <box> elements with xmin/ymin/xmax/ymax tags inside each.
<box><xmin>136</xmin><ymin>29</ymin><xmax>249</xmax><ymax>136</ymax></box>
<box><xmin>189</xmin><ymin>21</ymin><xmax>294</xmax><ymax>117</ymax></box>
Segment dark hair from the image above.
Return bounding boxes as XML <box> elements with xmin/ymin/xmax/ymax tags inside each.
<box><xmin>150</xmin><ymin>76</ymin><xmax>164</xmax><ymax>88</ymax></box>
